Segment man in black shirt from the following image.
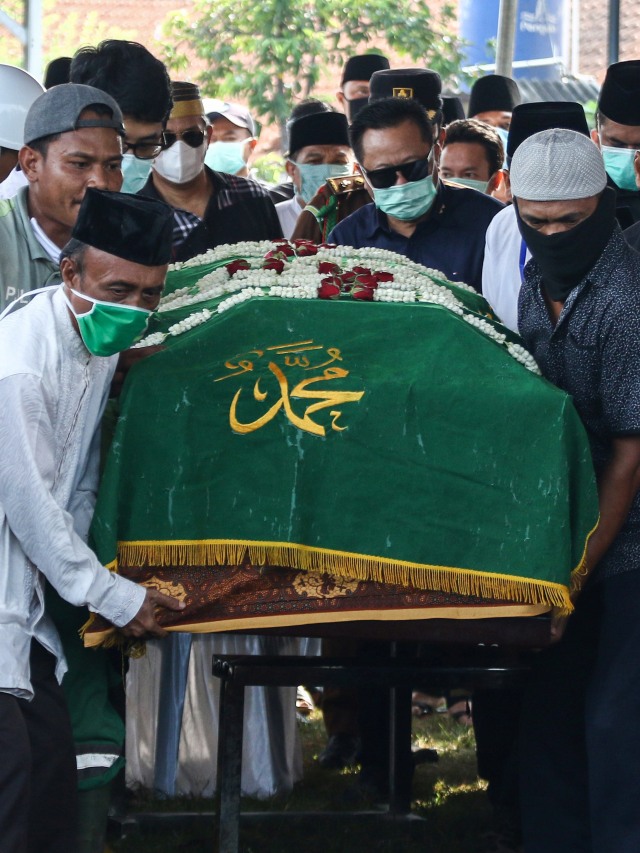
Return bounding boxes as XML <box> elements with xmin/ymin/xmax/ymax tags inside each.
<box><xmin>139</xmin><ymin>82</ymin><xmax>282</xmax><ymax>261</ymax></box>
<box><xmin>513</xmin><ymin>128</ymin><xmax>640</xmax><ymax>853</ymax></box>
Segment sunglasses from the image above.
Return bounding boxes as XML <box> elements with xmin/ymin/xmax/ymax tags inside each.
<box><xmin>122</xmin><ymin>139</ymin><xmax>164</xmax><ymax>160</ymax></box>
<box><xmin>362</xmin><ymin>155</ymin><xmax>432</xmax><ymax>189</ymax></box>
<box><xmin>161</xmin><ymin>129</ymin><xmax>206</xmax><ymax>149</ymax></box>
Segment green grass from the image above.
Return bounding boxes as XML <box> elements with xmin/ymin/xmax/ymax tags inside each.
<box><xmin>109</xmin><ymin>712</ymin><xmax>492</xmax><ymax>852</ymax></box>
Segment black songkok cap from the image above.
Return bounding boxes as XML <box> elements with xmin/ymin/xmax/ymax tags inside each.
<box><xmin>598</xmin><ymin>60</ymin><xmax>640</xmax><ymax>125</ymax></box>
<box><xmin>468</xmin><ymin>74</ymin><xmax>521</xmax><ymax>117</ymax></box>
<box><xmin>288</xmin><ymin>111</ymin><xmax>350</xmax><ymax>156</ymax></box>
<box><xmin>369</xmin><ymin>69</ymin><xmax>442</xmax><ymax>119</ymax></box>
<box><xmin>506</xmin><ymin>101</ymin><xmax>589</xmax><ymax>161</ymax></box>
<box><xmin>72</xmin><ymin>188</ymin><xmax>174</xmax><ymax>266</ymax></box>
<box><xmin>442</xmin><ymin>95</ymin><xmax>465</xmax><ymax>126</ymax></box>
<box><xmin>341</xmin><ymin>54</ymin><xmax>390</xmax><ymax>86</ymax></box>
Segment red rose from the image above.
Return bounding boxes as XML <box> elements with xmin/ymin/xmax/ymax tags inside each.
<box><xmin>352</xmin><ymin>265</ymin><xmax>372</xmax><ymax>275</ymax></box>
<box><xmin>318</xmin><ymin>277</ymin><xmax>342</xmax><ymax>299</ymax></box>
<box><xmin>296</xmin><ymin>243</ymin><xmax>318</xmax><ymax>256</ymax></box>
<box><xmin>339</xmin><ymin>270</ymin><xmax>356</xmax><ymax>284</ymax></box>
<box><xmin>273</xmin><ymin>243</ymin><xmax>296</xmax><ymax>257</ymax></box>
<box><xmin>355</xmin><ymin>273</ymin><xmax>379</xmax><ymax>289</ymax></box>
<box><xmin>318</xmin><ymin>261</ymin><xmax>341</xmax><ymax>275</ymax></box>
<box><xmin>262</xmin><ymin>259</ymin><xmax>285</xmax><ymax>272</ymax></box>
<box><xmin>374</xmin><ymin>271</ymin><xmax>394</xmax><ymax>283</ymax></box>
<box><xmin>264</xmin><ymin>250</ymin><xmax>288</xmax><ymax>261</ymax></box>
<box><xmin>225</xmin><ymin>259</ymin><xmax>251</xmax><ymax>276</ymax></box>
<box><xmin>351</xmin><ymin>285</ymin><xmax>375</xmax><ymax>301</ymax></box>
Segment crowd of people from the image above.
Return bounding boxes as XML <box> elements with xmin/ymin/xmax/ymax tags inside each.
<box><xmin>2</xmin><ymin>34</ymin><xmax>640</xmax><ymax>853</ymax></box>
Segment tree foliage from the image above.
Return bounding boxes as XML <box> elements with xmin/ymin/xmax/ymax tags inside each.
<box><xmin>0</xmin><ymin>0</ymin><xmax>134</xmax><ymax>69</ymax></box>
<box><xmin>164</xmin><ymin>0</ymin><xmax>469</xmax><ymax>131</ymax></box>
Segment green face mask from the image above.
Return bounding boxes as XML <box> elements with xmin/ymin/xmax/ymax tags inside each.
<box><xmin>373</xmin><ymin>176</ymin><xmax>437</xmax><ymax>221</ymax></box>
<box><xmin>601</xmin><ymin>146</ymin><xmax>639</xmax><ymax>192</ymax></box>
<box><xmin>452</xmin><ymin>177</ymin><xmax>489</xmax><ymax>194</ymax></box>
<box><xmin>64</xmin><ymin>287</ymin><xmax>153</xmax><ymax>357</ymax></box>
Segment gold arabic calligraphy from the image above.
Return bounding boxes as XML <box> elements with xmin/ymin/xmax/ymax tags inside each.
<box><xmin>214</xmin><ymin>340</ymin><xmax>365</xmax><ymax>436</ymax></box>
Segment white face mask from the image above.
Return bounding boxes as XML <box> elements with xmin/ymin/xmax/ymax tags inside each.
<box><xmin>152</xmin><ymin>139</ymin><xmax>207</xmax><ymax>184</ymax></box>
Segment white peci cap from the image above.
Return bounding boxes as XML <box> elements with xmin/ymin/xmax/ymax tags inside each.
<box><xmin>510</xmin><ymin>128</ymin><xmax>607</xmax><ymax>201</ymax></box>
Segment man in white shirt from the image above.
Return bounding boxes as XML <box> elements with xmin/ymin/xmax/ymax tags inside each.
<box><xmin>0</xmin><ymin>188</ymin><xmax>182</xmax><ymax>852</ymax></box>
<box><xmin>276</xmin><ymin>110</ymin><xmax>352</xmax><ymax>238</ymax></box>
<box><xmin>481</xmin><ymin>102</ymin><xmax>590</xmax><ymax>332</ymax></box>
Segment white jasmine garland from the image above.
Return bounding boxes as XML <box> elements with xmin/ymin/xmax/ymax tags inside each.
<box><xmin>146</xmin><ymin>240</ymin><xmax>540</xmax><ymax>374</ymax></box>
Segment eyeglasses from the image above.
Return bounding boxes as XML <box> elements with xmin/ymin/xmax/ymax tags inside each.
<box><xmin>122</xmin><ymin>139</ymin><xmax>164</xmax><ymax>160</ymax></box>
<box><xmin>362</xmin><ymin>155</ymin><xmax>432</xmax><ymax>189</ymax></box>
<box><xmin>161</xmin><ymin>129</ymin><xmax>206</xmax><ymax>150</ymax></box>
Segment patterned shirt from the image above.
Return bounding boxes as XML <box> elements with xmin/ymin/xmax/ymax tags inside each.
<box><xmin>139</xmin><ymin>167</ymin><xmax>282</xmax><ymax>261</ymax></box>
<box><xmin>518</xmin><ymin>228</ymin><xmax>640</xmax><ymax>579</ymax></box>
<box><xmin>172</xmin><ymin>207</ymin><xmax>201</xmax><ymax>248</ymax></box>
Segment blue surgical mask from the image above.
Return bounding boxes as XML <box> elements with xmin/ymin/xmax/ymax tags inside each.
<box><xmin>452</xmin><ymin>177</ymin><xmax>489</xmax><ymax>194</ymax></box>
<box><xmin>121</xmin><ymin>152</ymin><xmax>153</xmax><ymax>194</ymax></box>
<box><xmin>601</xmin><ymin>146</ymin><xmax>639</xmax><ymax>192</ymax></box>
<box><xmin>290</xmin><ymin>161</ymin><xmax>352</xmax><ymax>203</ymax></box>
<box><xmin>373</xmin><ymin>177</ymin><xmax>437</xmax><ymax>221</ymax></box>
<box><xmin>205</xmin><ymin>140</ymin><xmax>249</xmax><ymax>175</ymax></box>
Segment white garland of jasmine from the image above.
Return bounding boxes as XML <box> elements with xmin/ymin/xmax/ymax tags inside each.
<box><xmin>135</xmin><ymin>241</ymin><xmax>541</xmax><ymax>375</ymax></box>
<box><xmin>507</xmin><ymin>342</ymin><xmax>541</xmax><ymax>375</ymax></box>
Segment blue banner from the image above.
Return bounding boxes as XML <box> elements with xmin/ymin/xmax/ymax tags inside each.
<box><xmin>459</xmin><ymin>0</ymin><xmax>566</xmax><ymax>81</ymax></box>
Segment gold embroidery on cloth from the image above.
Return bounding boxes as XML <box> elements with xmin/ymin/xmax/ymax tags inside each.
<box><xmin>216</xmin><ymin>340</ymin><xmax>364</xmax><ymax>436</ymax></box>
<box><xmin>292</xmin><ymin>571</ymin><xmax>359</xmax><ymax>598</ymax></box>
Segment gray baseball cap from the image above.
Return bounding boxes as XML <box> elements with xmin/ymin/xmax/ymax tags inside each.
<box><xmin>203</xmin><ymin>98</ymin><xmax>256</xmax><ymax>136</ymax></box>
<box><xmin>24</xmin><ymin>82</ymin><xmax>125</xmax><ymax>145</ymax></box>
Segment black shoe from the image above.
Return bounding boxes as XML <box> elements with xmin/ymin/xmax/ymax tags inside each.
<box><xmin>318</xmin><ymin>734</ymin><xmax>360</xmax><ymax>769</ymax></box>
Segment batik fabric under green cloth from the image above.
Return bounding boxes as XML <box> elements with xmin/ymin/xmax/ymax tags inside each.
<box><xmin>86</xmin><ymin>259</ymin><xmax>598</xmax><ymax>645</ymax></box>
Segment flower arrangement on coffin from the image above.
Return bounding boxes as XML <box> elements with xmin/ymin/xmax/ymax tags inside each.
<box><xmin>134</xmin><ymin>239</ymin><xmax>539</xmax><ymax>375</ymax></box>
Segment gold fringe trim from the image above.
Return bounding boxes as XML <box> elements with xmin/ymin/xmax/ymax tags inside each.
<box><xmin>113</xmin><ymin>538</ymin><xmax>575</xmax><ymax>614</ymax></box>
<box><xmin>569</xmin><ymin>519</ymin><xmax>599</xmax><ymax>595</ymax></box>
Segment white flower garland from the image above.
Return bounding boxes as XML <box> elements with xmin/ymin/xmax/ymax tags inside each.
<box><xmin>135</xmin><ymin>241</ymin><xmax>540</xmax><ymax>375</ymax></box>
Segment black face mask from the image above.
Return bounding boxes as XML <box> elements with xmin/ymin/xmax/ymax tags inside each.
<box><xmin>346</xmin><ymin>97</ymin><xmax>369</xmax><ymax>123</ymax></box>
<box><xmin>515</xmin><ymin>187</ymin><xmax>617</xmax><ymax>302</ymax></box>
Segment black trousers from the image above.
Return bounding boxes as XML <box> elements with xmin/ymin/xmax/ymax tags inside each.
<box><xmin>519</xmin><ymin>570</ymin><xmax>640</xmax><ymax>853</ymax></box>
<box><xmin>0</xmin><ymin>641</ymin><xmax>77</xmax><ymax>853</ymax></box>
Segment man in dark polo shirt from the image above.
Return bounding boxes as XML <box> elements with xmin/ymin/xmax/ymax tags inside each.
<box><xmin>328</xmin><ymin>97</ymin><xmax>503</xmax><ymax>292</ymax></box>
<box><xmin>139</xmin><ymin>82</ymin><xmax>281</xmax><ymax>261</ymax></box>
<box><xmin>292</xmin><ymin>69</ymin><xmax>447</xmax><ymax>245</ymax></box>
<box><xmin>512</xmin><ymin>128</ymin><xmax>640</xmax><ymax>853</ymax></box>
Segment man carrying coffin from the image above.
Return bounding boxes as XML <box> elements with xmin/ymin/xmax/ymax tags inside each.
<box><xmin>511</xmin><ymin>129</ymin><xmax>640</xmax><ymax>853</ymax></box>
<box><xmin>0</xmin><ymin>188</ymin><xmax>184</xmax><ymax>853</ymax></box>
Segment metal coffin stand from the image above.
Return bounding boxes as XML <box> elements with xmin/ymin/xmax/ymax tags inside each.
<box><xmin>213</xmin><ymin>616</ymin><xmax>550</xmax><ymax>853</ymax></box>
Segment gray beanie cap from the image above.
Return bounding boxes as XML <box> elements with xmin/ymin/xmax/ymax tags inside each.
<box><xmin>510</xmin><ymin>128</ymin><xmax>606</xmax><ymax>201</ymax></box>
